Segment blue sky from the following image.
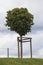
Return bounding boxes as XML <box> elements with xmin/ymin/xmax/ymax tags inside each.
<box><xmin>0</xmin><ymin>0</ymin><xmax>43</xmax><ymax>58</ymax></box>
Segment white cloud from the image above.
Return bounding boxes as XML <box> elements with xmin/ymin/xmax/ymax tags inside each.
<box><xmin>0</xmin><ymin>0</ymin><xmax>43</xmax><ymax>31</ymax></box>
<box><xmin>0</xmin><ymin>33</ymin><xmax>18</xmax><ymax>57</ymax></box>
<box><xmin>0</xmin><ymin>33</ymin><xmax>18</xmax><ymax>48</ymax></box>
<box><xmin>32</xmin><ymin>31</ymin><xmax>43</xmax><ymax>58</ymax></box>
<box><xmin>0</xmin><ymin>0</ymin><xmax>43</xmax><ymax>58</ymax></box>
<box><xmin>0</xmin><ymin>31</ymin><xmax>43</xmax><ymax>58</ymax></box>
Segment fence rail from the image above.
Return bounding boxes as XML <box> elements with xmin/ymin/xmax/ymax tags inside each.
<box><xmin>0</xmin><ymin>48</ymin><xmax>43</xmax><ymax>58</ymax></box>
<box><xmin>0</xmin><ymin>48</ymin><xmax>18</xmax><ymax>58</ymax></box>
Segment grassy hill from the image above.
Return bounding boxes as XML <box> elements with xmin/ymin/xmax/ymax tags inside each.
<box><xmin>0</xmin><ymin>58</ymin><xmax>43</xmax><ymax>65</ymax></box>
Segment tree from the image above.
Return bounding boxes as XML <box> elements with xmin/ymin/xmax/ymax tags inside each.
<box><xmin>5</xmin><ymin>8</ymin><xmax>34</xmax><ymax>58</ymax></box>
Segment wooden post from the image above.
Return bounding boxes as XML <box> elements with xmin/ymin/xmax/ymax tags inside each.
<box><xmin>17</xmin><ymin>37</ymin><xmax>23</xmax><ymax>58</ymax></box>
<box><xmin>17</xmin><ymin>37</ymin><xmax>20</xmax><ymax>58</ymax></box>
<box><xmin>20</xmin><ymin>36</ymin><xmax>22</xmax><ymax>58</ymax></box>
<box><xmin>17</xmin><ymin>37</ymin><xmax>32</xmax><ymax>58</ymax></box>
<box><xmin>30</xmin><ymin>38</ymin><xmax>32</xmax><ymax>58</ymax></box>
<box><xmin>7</xmin><ymin>48</ymin><xmax>9</xmax><ymax>58</ymax></box>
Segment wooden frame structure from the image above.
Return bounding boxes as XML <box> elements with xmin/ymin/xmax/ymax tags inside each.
<box><xmin>17</xmin><ymin>37</ymin><xmax>32</xmax><ymax>58</ymax></box>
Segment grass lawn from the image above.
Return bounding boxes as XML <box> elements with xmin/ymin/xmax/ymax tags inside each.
<box><xmin>0</xmin><ymin>58</ymin><xmax>43</xmax><ymax>65</ymax></box>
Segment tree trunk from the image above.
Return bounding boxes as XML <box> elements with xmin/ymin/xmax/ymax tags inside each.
<box><xmin>20</xmin><ymin>36</ymin><xmax>22</xmax><ymax>58</ymax></box>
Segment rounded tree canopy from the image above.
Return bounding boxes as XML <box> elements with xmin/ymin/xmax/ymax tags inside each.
<box><xmin>6</xmin><ymin>8</ymin><xmax>34</xmax><ymax>36</ymax></box>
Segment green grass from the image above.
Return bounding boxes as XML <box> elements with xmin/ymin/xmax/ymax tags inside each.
<box><xmin>0</xmin><ymin>58</ymin><xmax>43</xmax><ymax>65</ymax></box>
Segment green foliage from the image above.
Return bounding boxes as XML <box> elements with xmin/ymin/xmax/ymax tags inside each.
<box><xmin>0</xmin><ymin>58</ymin><xmax>43</xmax><ymax>65</ymax></box>
<box><xmin>6</xmin><ymin>8</ymin><xmax>34</xmax><ymax>36</ymax></box>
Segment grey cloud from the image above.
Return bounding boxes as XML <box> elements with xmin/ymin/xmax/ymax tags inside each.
<box><xmin>0</xmin><ymin>0</ymin><xmax>43</xmax><ymax>58</ymax></box>
<box><xmin>0</xmin><ymin>0</ymin><xmax>43</xmax><ymax>33</ymax></box>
